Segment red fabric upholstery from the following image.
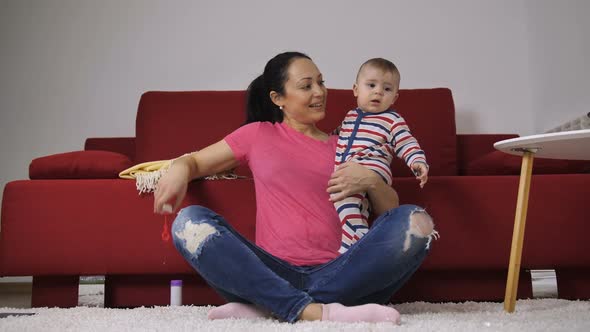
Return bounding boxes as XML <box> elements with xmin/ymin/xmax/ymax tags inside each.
<box><xmin>457</xmin><ymin>134</ymin><xmax>590</xmax><ymax>175</ymax></box>
<box><xmin>29</xmin><ymin>151</ymin><xmax>133</xmax><ymax>179</ymax></box>
<box><xmin>0</xmin><ymin>179</ymin><xmax>256</xmax><ymax>276</ymax></box>
<box><xmin>3</xmin><ymin>174</ymin><xmax>589</xmax><ymax>306</ymax></box>
<box><xmin>2</xmin><ymin>175</ymin><xmax>589</xmax><ymax>276</ymax></box>
<box><xmin>32</xmin><ymin>276</ymin><xmax>79</xmax><ymax>308</ymax></box>
<box><xmin>391</xmin><ymin>270</ymin><xmax>533</xmax><ymax>303</ymax></box>
<box><xmin>555</xmin><ymin>269</ymin><xmax>590</xmax><ymax>300</ymax></box>
<box><xmin>104</xmin><ymin>275</ymin><xmax>225</xmax><ymax>307</ymax></box>
<box><xmin>397</xmin><ymin>175</ymin><xmax>590</xmax><ymax>270</ymax></box>
<box><xmin>465</xmin><ymin>151</ymin><xmax>590</xmax><ymax>175</ymax></box>
<box><xmin>135</xmin><ymin>91</ymin><xmax>247</xmax><ymax>163</ymax></box>
<box><xmin>103</xmin><ymin>270</ymin><xmax>533</xmax><ymax>306</ymax></box>
<box><xmin>3</xmin><ymin>88</ymin><xmax>590</xmax><ymax>307</ymax></box>
<box><xmin>85</xmin><ymin>137</ymin><xmax>136</xmax><ymax>161</ymax></box>
<box><xmin>456</xmin><ymin>134</ymin><xmax>519</xmax><ymax>174</ymax></box>
<box><xmin>135</xmin><ymin>88</ymin><xmax>457</xmax><ymax>177</ymax></box>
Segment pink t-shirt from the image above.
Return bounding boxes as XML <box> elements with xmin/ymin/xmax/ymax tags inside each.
<box><xmin>225</xmin><ymin>121</ymin><xmax>341</xmax><ymax>265</ymax></box>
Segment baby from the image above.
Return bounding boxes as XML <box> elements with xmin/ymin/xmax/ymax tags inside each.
<box><xmin>334</xmin><ymin>58</ymin><xmax>429</xmax><ymax>253</ymax></box>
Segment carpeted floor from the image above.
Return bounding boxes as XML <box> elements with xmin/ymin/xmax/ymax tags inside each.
<box><xmin>1</xmin><ymin>284</ymin><xmax>589</xmax><ymax>332</ymax></box>
<box><xmin>1</xmin><ymin>299</ymin><xmax>589</xmax><ymax>331</ymax></box>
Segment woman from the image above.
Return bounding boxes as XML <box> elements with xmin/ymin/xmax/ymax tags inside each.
<box><xmin>153</xmin><ymin>52</ymin><xmax>437</xmax><ymax>324</ymax></box>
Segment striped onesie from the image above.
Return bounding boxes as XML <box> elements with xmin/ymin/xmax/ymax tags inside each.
<box><xmin>335</xmin><ymin>108</ymin><xmax>427</xmax><ymax>253</ymax></box>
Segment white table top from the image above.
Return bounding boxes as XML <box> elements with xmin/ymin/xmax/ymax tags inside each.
<box><xmin>494</xmin><ymin>129</ymin><xmax>590</xmax><ymax>160</ymax></box>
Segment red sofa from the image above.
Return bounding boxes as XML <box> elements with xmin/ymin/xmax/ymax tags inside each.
<box><xmin>2</xmin><ymin>88</ymin><xmax>589</xmax><ymax>308</ymax></box>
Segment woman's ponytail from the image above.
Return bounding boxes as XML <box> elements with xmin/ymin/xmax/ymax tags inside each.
<box><xmin>244</xmin><ymin>51</ymin><xmax>311</xmax><ymax>124</ymax></box>
<box><xmin>245</xmin><ymin>75</ymin><xmax>281</xmax><ymax>124</ymax></box>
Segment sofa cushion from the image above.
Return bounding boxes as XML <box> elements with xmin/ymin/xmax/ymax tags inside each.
<box><xmin>29</xmin><ymin>151</ymin><xmax>133</xmax><ymax>179</ymax></box>
<box><xmin>465</xmin><ymin>150</ymin><xmax>590</xmax><ymax>175</ymax></box>
<box><xmin>456</xmin><ymin>134</ymin><xmax>520</xmax><ymax>175</ymax></box>
<box><xmin>0</xmin><ymin>179</ymin><xmax>256</xmax><ymax>275</ymax></box>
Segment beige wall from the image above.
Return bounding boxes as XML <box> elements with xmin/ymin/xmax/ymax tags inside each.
<box><xmin>525</xmin><ymin>0</ymin><xmax>590</xmax><ymax>133</ymax></box>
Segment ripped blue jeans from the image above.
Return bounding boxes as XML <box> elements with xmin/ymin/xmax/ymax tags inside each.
<box><xmin>172</xmin><ymin>204</ymin><xmax>437</xmax><ymax>323</ymax></box>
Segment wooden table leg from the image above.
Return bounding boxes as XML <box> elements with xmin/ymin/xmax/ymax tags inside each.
<box><xmin>504</xmin><ymin>151</ymin><xmax>535</xmax><ymax>313</ymax></box>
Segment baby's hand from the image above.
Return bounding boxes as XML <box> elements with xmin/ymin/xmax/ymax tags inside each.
<box><xmin>411</xmin><ymin>162</ymin><xmax>429</xmax><ymax>188</ymax></box>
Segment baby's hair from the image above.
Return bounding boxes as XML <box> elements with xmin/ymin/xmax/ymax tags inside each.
<box><xmin>356</xmin><ymin>58</ymin><xmax>400</xmax><ymax>82</ymax></box>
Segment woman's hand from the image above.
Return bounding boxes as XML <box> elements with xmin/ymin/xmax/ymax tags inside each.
<box><xmin>327</xmin><ymin>162</ymin><xmax>379</xmax><ymax>202</ymax></box>
<box><xmin>153</xmin><ymin>159</ymin><xmax>191</xmax><ymax>214</ymax></box>
<box><xmin>152</xmin><ymin>140</ymin><xmax>239</xmax><ymax>215</ymax></box>
<box><xmin>327</xmin><ymin>161</ymin><xmax>399</xmax><ymax>215</ymax></box>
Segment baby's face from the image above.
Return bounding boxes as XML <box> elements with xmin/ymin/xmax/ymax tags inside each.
<box><xmin>353</xmin><ymin>66</ymin><xmax>399</xmax><ymax>113</ymax></box>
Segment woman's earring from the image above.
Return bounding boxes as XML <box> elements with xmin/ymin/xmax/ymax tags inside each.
<box><xmin>279</xmin><ymin>106</ymin><xmax>284</xmax><ymax>110</ymax></box>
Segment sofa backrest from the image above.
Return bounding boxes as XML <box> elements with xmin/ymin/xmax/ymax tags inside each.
<box><xmin>135</xmin><ymin>88</ymin><xmax>457</xmax><ymax>176</ymax></box>
<box><xmin>135</xmin><ymin>91</ymin><xmax>247</xmax><ymax>163</ymax></box>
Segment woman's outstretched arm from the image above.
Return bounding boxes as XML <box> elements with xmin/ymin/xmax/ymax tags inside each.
<box><xmin>327</xmin><ymin>162</ymin><xmax>399</xmax><ymax>216</ymax></box>
<box><xmin>153</xmin><ymin>140</ymin><xmax>238</xmax><ymax>214</ymax></box>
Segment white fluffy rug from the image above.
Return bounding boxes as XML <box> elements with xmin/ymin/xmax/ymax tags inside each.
<box><xmin>2</xmin><ymin>300</ymin><xmax>590</xmax><ymax>332</ymax></box>
<box><xmin>1</xmin><ymin>284</ymin><xmax>589</xmax><ymax>332</ymax></box>
<box><xmin>0</xmin><ymin>300</ymin><xmax>588</xmax><ymax>332</ymax></box>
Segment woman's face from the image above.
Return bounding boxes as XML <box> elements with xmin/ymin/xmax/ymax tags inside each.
<box><xmin>275</xmin><ymin>58</ymin><xmax>327</xmax><ymax>125</ymax></box>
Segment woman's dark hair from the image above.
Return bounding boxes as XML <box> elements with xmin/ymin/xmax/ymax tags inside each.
<box><xmin>245</xmin><ymin>51</ymin><xmax>311</xmax><ymax>124</ymax></box>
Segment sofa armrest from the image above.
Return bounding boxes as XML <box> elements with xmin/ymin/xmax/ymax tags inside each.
<box><xmin>457</xmin><ymin>134</ymin><xmax>518</xmax><ymax>175</ymax></box>
<box><xmin>85</xmin><ymin>137</ymin><xmax>135</xmax><ymax>161</ymax></box>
